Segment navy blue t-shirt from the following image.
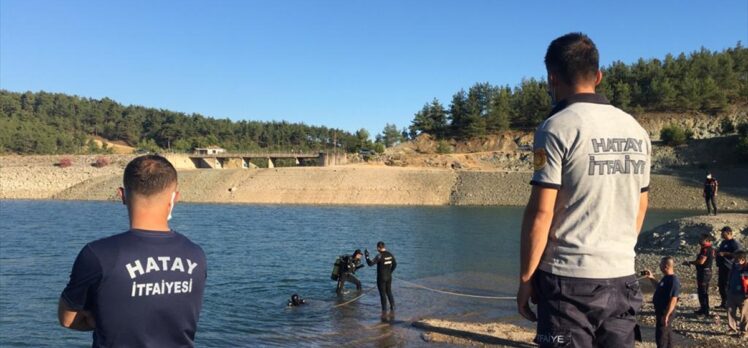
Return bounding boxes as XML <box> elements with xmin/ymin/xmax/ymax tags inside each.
<box><xmin>717</xmin><ymin>239</ymin><xmax>741</xmax><ymax>268</ymax></box>
<box><xmin>62</xmin><ymin>229</ymin><xmax>207</xmax><ymax>347</ymax></box>
<box><xmin>652</xmin><ymin>274</ymin><xmax>680</xmax><ymax>314</ymax></box>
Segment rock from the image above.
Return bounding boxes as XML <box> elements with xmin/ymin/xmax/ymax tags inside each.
<box><xmin>420</xmin><ymin>332</ymin><xmax>432</xmax><ymax>342</ymax></box>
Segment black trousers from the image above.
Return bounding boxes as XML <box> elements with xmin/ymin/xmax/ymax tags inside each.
<box><xmin>655</xmin><ymin>311</ymin><xmax>675</xmax><ymax>348</ymax></box>
<box><xmin>377</xmin><ymin>277</ymin><xmax>394</xmax><ymax>311</ymax></box>
<box><xmin>336</xmin><ymin>273</ymin><xmax>361</xmax><ymax>294</ymax></box>
<box><xmin>697</xmin><ymin>268</ymin><xmax>712</xmax><ymax>314</ymax></box>
<box><xmin>718</xmin><ymin>265</ymin><xmax>730</xmax><ymax>306</ymax></box>
<box><xmin>533</xmin><ymin>270</ymin><xmax>642</xmax><ymax>348</ymax></box>
<box><xmin>705</xmin><ymin>195</ymin><xmax>717</xmax><ymax>214</ymax></box>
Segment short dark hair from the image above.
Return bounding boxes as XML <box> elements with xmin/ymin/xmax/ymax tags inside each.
<box><xmin>721</xmin><ymin>226</ymin><xmax>733</xmax><ymax>234</ymax></box>
<box><xmin>353</xmin><ymin>249</ymin><xmax>362</xmax><ymax>257</ymax></box>
<box><xmin>123</xmin><ymin>155</ymin><xmax>178</xmax><ymax>197</ymax></box>
<box><xmin>377</xmin><ymin>241</ymin><xmax>385</xmax><ymax>249</ymax></box>
<box><xmin>700</xmin><ymin>233</ymin><xmax>714</xmax><ymax>242</ymax></box>
<box><xmin>544</xmin><ymin>32</ymin><xmax>599</xmax><ymax>85</ymax></box>
<box><xmin>661</xmin><ymin>256</ymin><xmax>675</xmax><ymax>265</ymax></box>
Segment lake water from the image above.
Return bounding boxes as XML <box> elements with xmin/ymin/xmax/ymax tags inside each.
<box><xmin>0</xmin><ymin>200</ymin><xmax>696</xmax><ymax>347</ymax></box>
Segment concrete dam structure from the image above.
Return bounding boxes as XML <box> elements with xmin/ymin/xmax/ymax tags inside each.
<box><xmin>163</xmin><ymin>152</ymin><xmax>347</xmax><ymax>170</ymax></box>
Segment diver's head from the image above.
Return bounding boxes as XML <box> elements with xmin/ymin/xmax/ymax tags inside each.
<box><xmin>376</xmin><ymin>241</ymin><xmax>386</xmax><ymax>252</ymax></box>
<box><xmin>118</xmin><ymin>155</ymin><xmax>179</xmax><ymax>225</ymax></box>
<box><xmin>291</xmin><ymin>294</ymin><xmax>300</xmax><ymax>303</ymax></box>
<box><xmin>353</xmin><ymin>249</ymin><xmax>363</xmax><ymax>260</ymax></box>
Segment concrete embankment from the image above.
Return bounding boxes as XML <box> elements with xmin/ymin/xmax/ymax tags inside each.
<box><xmin>2</xmin><ymin>155</ymin><xmax>747</xmax><ymax>208</ymax></box>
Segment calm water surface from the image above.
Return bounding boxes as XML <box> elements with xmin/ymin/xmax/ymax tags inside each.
<box><xmin>0</xmin><ymin>200</ymin><xmax>696</xmax><ymax>347</ymax></box>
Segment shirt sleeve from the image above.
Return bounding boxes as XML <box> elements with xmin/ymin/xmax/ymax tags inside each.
<box><xmin>640</xmin><ymin>134</ymin><xmax>651</xmax><ymax>192</ymax></box>
<box><xmin>530</xmin><ymin>127</ymin><xmax>564</xmax><ymax>189</ymax></box>
<box><xmin>670</xmin><ymin>278</ymin><xmax>681</xmax><ymax>298</ymax></box>
<box><xmin>732</xmin><ymin>241</ymin><xmax>741</xmax><ymax>253</ymax></box>
<box><xmin>61</xmin><ymin>245</ymin><xmax>102</xmax><ymax>310</ymax></box>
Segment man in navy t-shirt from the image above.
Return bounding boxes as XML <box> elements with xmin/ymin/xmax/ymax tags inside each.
<box><xmin>645</xmin><ymin>256</ymin><xmax>680</xmax><ymax>348</ymax></box>
<box><xmin>58</xmin><ymin>155</ymin><xmax>207</xmax><ymax>347</ymax></box>
<box><xmin>717</xmin><ymin>226</ymin><xmax>741</xmax><ymax>309</ymax></box>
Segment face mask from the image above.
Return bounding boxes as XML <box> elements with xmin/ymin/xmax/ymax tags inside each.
<box><xmin>167</xmin><ymin>192</ymin><xmax>176</xmax><ymax>221</ymax></box>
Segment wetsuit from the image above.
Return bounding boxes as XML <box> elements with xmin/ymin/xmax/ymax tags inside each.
<box><xmin>717</xmin><ymin>238</ymin><xmax>741</xmax><ymax>307</ymax></box>
<box><xmin>695</xmin><ymin>244</ymin><xmax>715</xmax><ymax>315</ymax></box>
<box><xmin>704</xmin><ymin>178</ymin><xmax>718</xmax><ymax>215</ymax></box>
<box><xmin>366</xmin><ymin>250</ymin><xmax>396</xmax><ymax>311</ymax></box>
<box><xmin>336</xmin><ymin>255</ymin><xmax>363</xmax><ymax>294</ymax></box>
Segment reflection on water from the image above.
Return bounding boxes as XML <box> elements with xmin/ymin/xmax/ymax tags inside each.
<box><xmin>0</xmin><ymin>200</ymin><xmax>695</xmax><ymax>346</ymax></box>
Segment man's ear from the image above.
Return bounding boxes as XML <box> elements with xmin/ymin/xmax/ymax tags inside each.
<box><xmin>594</xmin><ymin>70</ymin><xmax>603</xmax><ymax>86</ymax></box>
<box><xmin>174</xmin><ymin>191</ymin><xmax>181</xmax><ymax>203</ymax></box>
<box><xmin>117</xmin><ymin>187</ymin><xmax>127</xmax><ymax>205</ymax></box>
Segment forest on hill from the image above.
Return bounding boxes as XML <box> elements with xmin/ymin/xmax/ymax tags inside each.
<box><xmin>409</xmin><ymin>44</ymin><xmax>748</xmax><ymax>139</ymax></box>
<box><xmin>0</xmin><ymin>90</ymin><xmax>364</xmax><ymax>154</ymax></box>
<box><xmin>1</xmin><ymin>44</ymin><xmax>746</xmax><ymax>155</ymax></box>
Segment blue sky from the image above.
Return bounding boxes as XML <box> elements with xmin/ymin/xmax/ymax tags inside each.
<box><xmin>1</xmin><ymin>1</ymin><xmax>746</xmax><ymax>135</ymax></box>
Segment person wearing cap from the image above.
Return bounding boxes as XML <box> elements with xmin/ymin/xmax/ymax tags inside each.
<box><xmin>335</xmin><ymin>249</ymin><xmax>364</xmax><ymax>294</ymax></box>
<box><xmin>717</xmin><ymin>226</ymin><xmax>742</xmax><ymax>309</ymax></box>
<box><xmin>684</xmin><ymin>233</ymin><xmax>716</xmax><ymax>316</ymax></box>
<box><xmin>703</xmin><ymin>171</ymin><xmax>719</xmax><ymax>215</ymax></box>
<box><xmin>726</xmin><ymin>251</ymin><xmax>748</xmax><ymax>336</ymax></box>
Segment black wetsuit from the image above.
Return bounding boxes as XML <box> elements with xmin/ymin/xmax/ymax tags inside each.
<box><xmin>695</xmin><ymin>245</ymin><xmax>715</xmax><ymax>314</ymax></box>
<box><xmin>336</xmin><ymin>255</ymin><xmax>363</xmax><ymax>294</ymax></box>
<box><xmin>367</xmin><ymin>250</ymin><xmax>397</xmax><ymax>311</ymax></box>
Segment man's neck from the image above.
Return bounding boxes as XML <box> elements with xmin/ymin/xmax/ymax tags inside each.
<box><xmin>129</xmin><ymin>215</ymin><xmax>170</xmax><ymax>232</ymax></box>
<box><xmin>555</xmin><ymin>84</ymin><xmax>597</xmax><ymax>102</ymax></box>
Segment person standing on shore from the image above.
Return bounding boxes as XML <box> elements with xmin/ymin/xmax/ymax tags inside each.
<box><xmin>703</xmin><ymin>171</ymin><xmax>719</xmax><ymax>215</ymax></box>
<box><xmin>726</xmin><ymin>250</ymin><xmax>748</xmax><ymax>336</ymax></box>
<box><xmin>366</xmin><ymin>241</ymin><xmax>397</xmax><ymax>318</ymax></box>
<box><xmin>58</xmin><ymin>155</ymin><xmax>207</xmax><ymax>347</ymax></box>
<box><xmin>717</xmin><ymin>226</ymin><xmax>741</xmax><ymax>309</ymax></box>
<box><xmin>684</xmin><ymin>233</ymin><xmax>716</xmax><ymax>317</ymax></box>
<box><xmin>644</xmin><ymin>257</ymin><xmax>681</xmax><ymax>348</ymax></box>
<box><xmin>517</xmin><ymin>32</ymin><xmax>651</xmax><ymax>347</ymax></box>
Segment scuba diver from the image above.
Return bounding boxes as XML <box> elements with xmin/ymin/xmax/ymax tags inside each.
<box><xmin>366</xmin><ymin>241</ymin><xmax>397</xmax><ymax>317</ymax></box>
<box><xmin>335</xmin><ymin>249</ymin><xmax>364</xmax><ymax>294</ymax></box>
<box><xmin>287</xmin><ymin>294</ymin><xmax>306</xmax><ymax>307</ymax></box>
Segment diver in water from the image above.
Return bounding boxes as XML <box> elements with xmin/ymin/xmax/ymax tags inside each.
<box><xmin>336</xmin><ymin>249</ymin><xmax>364</xmax><ymax>294</ymax></box>
<box><xmin>366</xmin><ymin>241</ymin><xmax>397</xmax><ymax>317</ymax></box>
<box><xmin>287</xmin><ymin>294</ymin><xmax>306</xmax><ymax>307</ymax></box>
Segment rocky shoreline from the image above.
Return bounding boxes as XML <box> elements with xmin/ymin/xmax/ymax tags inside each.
<box><xmin>410</xmin><ymin>214</ymin><xmax>748</xmax><ymax>347</ymax></box>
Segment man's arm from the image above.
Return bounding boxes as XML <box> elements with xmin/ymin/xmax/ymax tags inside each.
<box><xmin>663</xmin><ymin>296</ymin><xmax>678</xmax><ymax>326</ymax></box>
<box><xmin>635</xmin><ymin>192</ymin><xmax>648</xmax><ymax>235</ymax></box>
<box><xmin>58</xmin><ymin>298</ymin><xmax>95</xmax><ymax>331</ymax></box>
<box><xmin>366</xmin><ymin>254</ymin><xmax>379</xmax><ymax>267</ymax></box>
<box><xmin>517</xmin><ymin>186</ymin><xmax>558</xmax><ymax>322</ymax></box>
<box><xmin>390</xmin><ymin>255</ymin><xmax>397</xmax><ymax>273</ymax></box>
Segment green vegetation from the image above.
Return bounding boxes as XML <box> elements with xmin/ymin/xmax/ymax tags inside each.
<box><xmin>738</xmin><ymin>122</ymin><xmax>748</xmax><ymax>159</ymax></box>
<box><xmin>660</xmin><ymin>124</ymin><xmax>690</xmax><ymax>146</ymax></box>
<box><xmin>0</xmin><ymin>90</ymin><xmax>359</xmax><ymax>154</ymax></box>
<box><xmin>410</xmin><ymin>44</ymin><xmax>748</xmax><ymax>139</ymax></box>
